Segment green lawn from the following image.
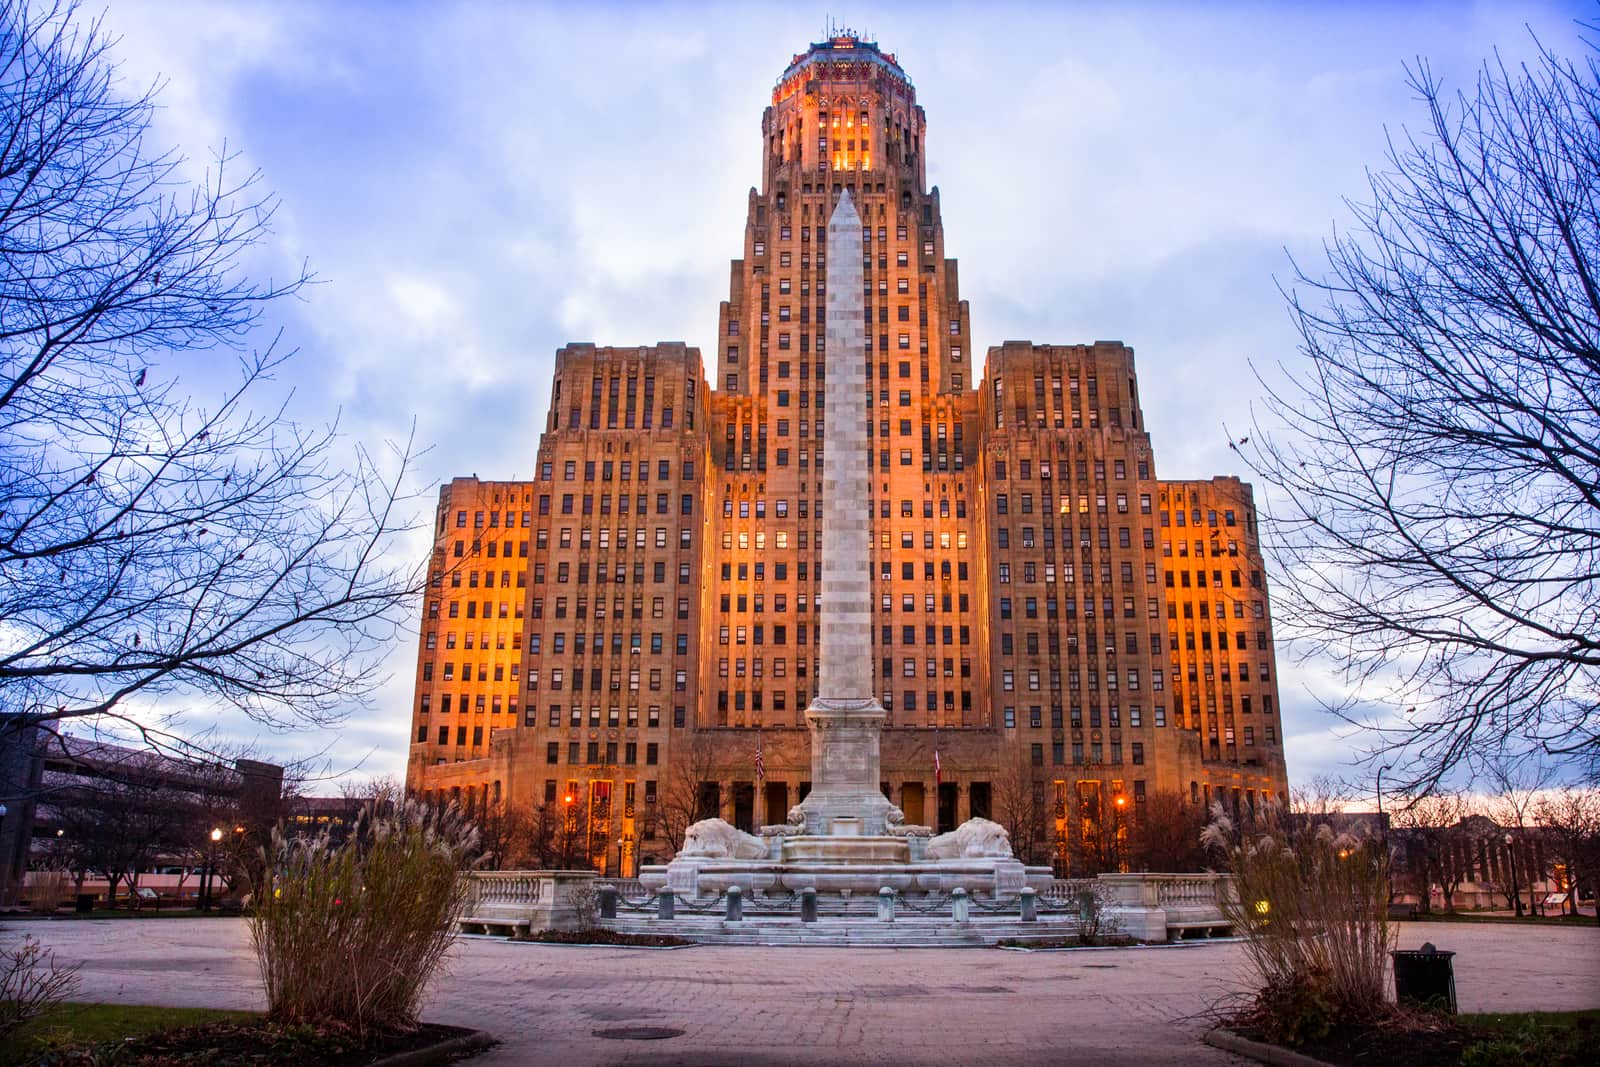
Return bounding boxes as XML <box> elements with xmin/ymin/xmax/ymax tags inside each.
<box><xmin>1405</xmin><ymin>910</ymin><xmax>1597</xmax><ymax>926</ymax></box>
<box><xmin>0</xmin><ymin>1002</ymin><xmax>259</xmax><ymax>1063</ymax></box>
<box><xmin>5</xmin><ymin>907</ymin><xmax>240</xmax><ymax>920</ymax></box>
<box><xmin>1458</xmin><ymin>1009</ymin><xmax>1599</xmax><ymax>1066</ymax></box>
<box><xmin>1468</xmin><ymin>1009</ymin><xmax>1600</xmax><ymax>1030</ymax></box>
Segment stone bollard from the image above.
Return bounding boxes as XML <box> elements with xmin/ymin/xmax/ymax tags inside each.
<box><xmin>1020</xmin><ymin>887</ymin><xmax>1037</xmax><ymax>923</ymax></box>
<box><xmin>656</xmin><ymin>890</ymin><xmax>675</xmax><ymax>920</ymax></box>
<box><xmin>878</xmin><ymin>886</ymin><xmax>896</xmax><ymax>922</ymax></box>
<box><xmin>952</xmin><ymin>887</ymin><xmax>970</xmax><ymax>924</ymax></box>
<box><xmin>801</xmin><ymin>887</ymin><xmax>818</xmax><ymax>923</ymax></box>
<box><xmin>726</xmin><ymin>885</ymin><xmax>744</xmax><ymax>922</ymax></box>
<box><xmin>599</xmin><ymin>885</ymin><xmax>618</xmax><ymax>920</ymax></box>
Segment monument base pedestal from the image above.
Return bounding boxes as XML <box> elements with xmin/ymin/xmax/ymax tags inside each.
<box><xmin>643</xmin><ymin>828</ymin><xmax>1052</xmax><ymax>900</ymax></box>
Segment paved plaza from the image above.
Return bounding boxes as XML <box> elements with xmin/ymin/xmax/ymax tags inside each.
<box><xmin>3</xmin><ymin>919</ymin><xmax>1596</xmax><ymax>1065</ymax></box>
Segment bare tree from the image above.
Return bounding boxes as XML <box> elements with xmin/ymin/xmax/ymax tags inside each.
<box><xmin>45</xmin><ymin>760</ymin><xmax>185</xmax><ymax>906</ymax></box>
<box><xmin>1242</xmin><ymin>33</ymin><xmax>1600</xmax><ymax>790</ymax></box>
<box><xmin>1128</xmin><ymin>790</ymin><xmax>1209</xmax><ymax>873</ymax></box>
<box><xmin>1535</xmin><ymin>785</ymin><xmax>1600</xmax><ymax>923</ymax></box>
<box><xmin>0</xmin><ymin>2</ymin><xmax>419</xmax><ymax>763</ymax></box>
<box><xmin>656</xmin><ymin>734</ymin><xmax>715</xmax><ymax>854</ymax></box>
<box><xmin>1389</xmin><ymin>790</ymin><xmax>1473</xmax><ymax>912</ymax></box>
<box><xmin>992</xmin><ymin>746</ymin><xmax>1047</xmax><ymax>865</ymax></box>
<box><xmin>1485</xmin><ymin>758</ymin><xmax>1551</xmax><ymax>915</ymax></box>
<box><xmin>473</xmin><ymin>803</ymin><xmax>536</xmax><ymax>870</ymax></box>
<box><xmin>1069</xmin><ymin>774</ymin><xmax>1128</xmax><ymax>877</ymax></box>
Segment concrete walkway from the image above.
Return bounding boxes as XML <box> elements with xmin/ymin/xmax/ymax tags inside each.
<box><xmin>3</xmin><ymin>919</ymin><xmax>1595</xmax><ymax>1065</ymax></box>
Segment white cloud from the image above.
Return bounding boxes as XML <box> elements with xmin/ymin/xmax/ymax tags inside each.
<box><xmin>80</xmin><ymin>0</ymin><xmax>1593</xmax><ymax>792</ymax></box>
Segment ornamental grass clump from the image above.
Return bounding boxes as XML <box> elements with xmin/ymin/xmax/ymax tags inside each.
<box><xmin>251</xmin><ymin>799</ymin><xmax>479</xmax><ymax>1036</ymax></box>
<box><xmin>1204</xmin><ymin>805</ymin><xmax>1393</xmax><ymax>1046</ymax></box>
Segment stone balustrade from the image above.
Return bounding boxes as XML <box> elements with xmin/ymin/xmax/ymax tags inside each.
<box><xmin>458</xmin><ymin>869</ymin><xmax>597</xmax><ymax>936</ymax></box>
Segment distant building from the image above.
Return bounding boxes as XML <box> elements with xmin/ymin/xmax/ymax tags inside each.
<box><xmin>403</xmin><ymin>34</ymin><xmax>1291</xmax><ymax>876</ymax></box>
<box><xmin>281</xmin><ymin>795</ymin><xmax>364</xmax><ymax>845</ymax></box>
<box><xmin>0</xmin><ymin>717</ymin><xmax>282</xmax><ymax>904</ymax></box>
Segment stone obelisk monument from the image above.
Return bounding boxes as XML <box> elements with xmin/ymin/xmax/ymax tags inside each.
<box><xmin>793</xmin><ymin>190</ymin><xmax>894</xmax><ymax>837</ymax></box>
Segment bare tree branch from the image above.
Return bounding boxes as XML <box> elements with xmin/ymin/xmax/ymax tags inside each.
<box><xmin>0</xmin><ymin>1</ymin><xmax>423</xmax><ymax>751</ymax></box>
<box><xmin>1243</xmin><ymin>32</ymin><xmax>1600</xmax><ymax>791</ymax></box>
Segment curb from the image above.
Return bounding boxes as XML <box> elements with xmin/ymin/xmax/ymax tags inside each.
<box><xmin>369</xmin><ymin>1029</ymin><xmax>496</xmax><ymax>1067</ymax></box>
<box><xmin>510</xmin><ymin>940</ymin><xmax>697</xmax><ymax>950</ymax></box>
<box><xmin>998</xmin><ymin>938</ymin><xmax>1244</xmax><ymax>953</ymax></box>
<box><xmin>1203</xmin><ymin>1028</ymin><xmax>1334</xmax><ymax>1067</ymax></box>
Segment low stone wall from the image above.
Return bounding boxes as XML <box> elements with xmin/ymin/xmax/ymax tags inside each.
<box><xmin>458</xmin><ymin>869</ymin><xmax>597</xmax><ymax>935</ymax></box>
<box><xmin>1095</xmin><ymin>873</ymin><xmax>1234</xmax><ymax>941</ymax></box>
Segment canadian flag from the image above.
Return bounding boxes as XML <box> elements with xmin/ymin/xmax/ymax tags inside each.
<box><xmin>934</xmin><ymin>747</ymin><xmax>942</xmax><ymax>787</ymax></box>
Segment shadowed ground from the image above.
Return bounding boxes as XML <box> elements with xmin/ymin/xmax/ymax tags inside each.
<box><xmin>3</xmin><ymin>919</ymin><xmax>1595</xmax><ymax>1065</ymax></box>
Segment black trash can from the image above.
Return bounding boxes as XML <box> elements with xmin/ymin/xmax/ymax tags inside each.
<box><xmin>1392</xmin><ymin>941</ymin><xmax>1456</xmax><ymax>1013</ymax></box>
<box><xmin>74</xmin><ymin>892</ymin><xmax>95</xmax><ymax>913</ymax></box>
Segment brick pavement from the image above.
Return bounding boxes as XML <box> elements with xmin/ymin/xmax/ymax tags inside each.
<box><xmin>3</xmin><ymin>919</ymin><xmax>1596</xmax><ymax>1065</ymax></box>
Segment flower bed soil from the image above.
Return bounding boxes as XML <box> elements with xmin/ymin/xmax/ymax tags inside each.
<box><xmin>525</xmin><ymin>929</ymin><xmax>692</xmax><ymax>947</ymax></box>
<box><xmin>20</xmin><ymin>1020</ymin><xmax>484</xmax><ymax>1066</ymax></box>
<box><xmin>1231</xmin><ymin>1008</ymin><xmax>1597</xmax><ymax>1067</ymax></box>
<box><xmin>995</xmin><ymin>935</ymin><xmax>1137</xmax><ymax>949</ymax></box>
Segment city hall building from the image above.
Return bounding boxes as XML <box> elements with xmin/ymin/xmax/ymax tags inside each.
<box><xmin>404</xmin><ymin>35</ymin><xmax>1290</xmax><ymax>875</ymax></box>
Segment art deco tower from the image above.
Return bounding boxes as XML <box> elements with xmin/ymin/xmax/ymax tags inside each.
<box><xmin>705</xmin><ymin>37</ymin><xmax>982</xmax><ymax>740</ymax></box>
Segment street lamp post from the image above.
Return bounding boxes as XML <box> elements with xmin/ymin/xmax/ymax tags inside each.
<box><xmin>200</xmin><ymin>827</ymin><xmax>222</xmax><ymax>911</ymax></box>
<box><xmin>1504</xmin><ymin>832</ymin><xmax>1523</xmax><ymax>918</ymax></box>
<box><xmin>1113</xmin><ymin>794</ymin><xmax>1128</xmax><ymax>873</ymax></box>
<box><xmin>562</xmin><ymin>793</ymin><xmax>576</xmax><ymax>869</ymax></box>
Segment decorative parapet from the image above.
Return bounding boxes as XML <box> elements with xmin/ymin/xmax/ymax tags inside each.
<box><xmin>1082</xmin><ymin>872</ymin><xmax>1232</xmax><ymax>941</ymax></box>
<box><xmin>460</xmin><ymin>869</ymin><xmax>598</xmax><ymax>933</ymax></box>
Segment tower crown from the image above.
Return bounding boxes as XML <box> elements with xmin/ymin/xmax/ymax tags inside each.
<box><xmin>774</xmin><ymin>33</ymin><xmax>912</xmax><ymax>104</ymax></box>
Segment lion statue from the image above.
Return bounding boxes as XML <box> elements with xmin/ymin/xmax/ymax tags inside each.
<box><xmin>925</xmin><ymin>817</ymin><xmax>1015</xmax><ymax>860</ymax></box>
<box><xmin>678</xmin><ymin>817</ymin><xmax>769</xmax><ymax>860</ymax></box>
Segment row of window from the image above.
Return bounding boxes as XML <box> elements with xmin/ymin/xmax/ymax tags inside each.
<box><xmin>1001</xmin><ymin>704</ymin><xmax>1151</xmax><ymax>729</ymax></box>
<box><xmin>531</xmin><ymin>668</ymin><xmax>689</xmax><ymax>693</ymax></box>
<box><xmin>546</xmin><ymin>459</ymin><xmax>695</xmax><ymax>483</ymax></box>
<box><xmin>543</xmin><ymin>493</ymin><xmax>695</xmax><ymax>517</ymax></box>
<box><xmin>419</xmin><ymin>693</ymin><xmax>515</xmax><ymax>716</ymax></box>
<box><xmin>993</xmin><ymin>457</ymin><xmax>1149</xmax><ymax>482</ymax></box>
<box><xmin>547</xmin><ymin>740</ymin><xmax>661</xmax><ymax>767</ymax></box>
<box><xmin>532</xmin><ymin>633</ymin><xmax>687</xmax><ymax>656</ymax></box>
<box><xmin>540</xmin><ymin>705</ymin><xmax>683</xmax><ymax>729</ymax></box>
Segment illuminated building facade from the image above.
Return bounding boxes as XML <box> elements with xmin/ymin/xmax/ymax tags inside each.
<box><xmin>404</xmin><ymin>35</ymin><xmax>1289</xmax><ymax>875</ymax></box>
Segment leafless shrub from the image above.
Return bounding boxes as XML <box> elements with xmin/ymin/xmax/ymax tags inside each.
<box><xmin>1074</xmin><ymin>884</ymin><xmax>1122</xmax><ymax>945</ymax></box>
<box><xmin>0</xmin><ymin>936</ymin><xmax>81</xmax><ymax>1037</ymax></box>
<box><xmin>25</xmin><ymin>871</ymin><xmax>71</xmax><ymax>914</ymax></box>
<box><xmin>250</xmin><ymin>798</ymin><xmax>479</xmax><ymax>1036</ymax></box>
<box><xmin>1205</xmin><ymin>804</ymin><xmax>1393</xmax><ymax>1044</ymax></box>
<box><xmin>566</xmin><ymin>881</ymin><xmax>598</xmax><ymax>931</ymax></box>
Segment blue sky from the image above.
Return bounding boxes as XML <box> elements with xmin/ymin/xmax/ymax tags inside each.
<box><xmin>90</xmin><ymin>1</ymin><xmax>1593</xmax><ymax>793</ymax></box>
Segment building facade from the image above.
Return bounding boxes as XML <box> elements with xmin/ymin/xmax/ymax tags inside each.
<box><xmin>405</xmin><ymin>35</ymin><xmax>1289</xmax><ymax>876</ymax></box>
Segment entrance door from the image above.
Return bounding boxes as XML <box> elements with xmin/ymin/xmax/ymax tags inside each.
<box><xmin>937</xmin><ymin>782</ymin><xmax>959</xmax><ymax>832</ymax></box>
<box><xmin>901</xmin><ymin>783</ymin><xmax>925</xmax><ymax>826</ymax></box>
<box><xmin>969</xmin><ymin>781</ymin><xmax>992</xmax><ymax>821</ymax></box>
<box><xmin>696</xmin><ymin>781</ymin><xmax>721</xmax><ymax>822</ymax></box>
<box><xmin>732</xmin><ymin>781</ymin><xmax>756</xmax><ymax>833</ymax></box>
<box><xmin>764</xmin><ymin>782</ymin><xmax>789</xmax><ymax>826</ymax></box>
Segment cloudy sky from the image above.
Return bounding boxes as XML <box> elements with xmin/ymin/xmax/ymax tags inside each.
<box><xmin>88</xmin><ymin>0</ymin><xmax>1592</xmax><ymax>793</ymax></box>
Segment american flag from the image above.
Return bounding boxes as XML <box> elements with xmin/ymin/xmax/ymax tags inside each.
<box><xmin>934</xmin><ymin>747</ymin><xmax>942</xmax><ymax>786</ymax></box>
<box><xmin>755</xmin><ymin>732</ymin><xmax>766</xmax><ymax>782</ymax></box>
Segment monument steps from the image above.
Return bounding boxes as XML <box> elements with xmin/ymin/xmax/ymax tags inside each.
<box><xmin>601</xmin><ymin>915</ymin><xmax>1082</xmax><ymax>947</ymax></box>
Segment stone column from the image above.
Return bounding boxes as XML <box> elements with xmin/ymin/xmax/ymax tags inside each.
<box><xmin>796</xmin><ymin>189</ymin><xmax>892</xmax><ymax>836</ymax></box>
